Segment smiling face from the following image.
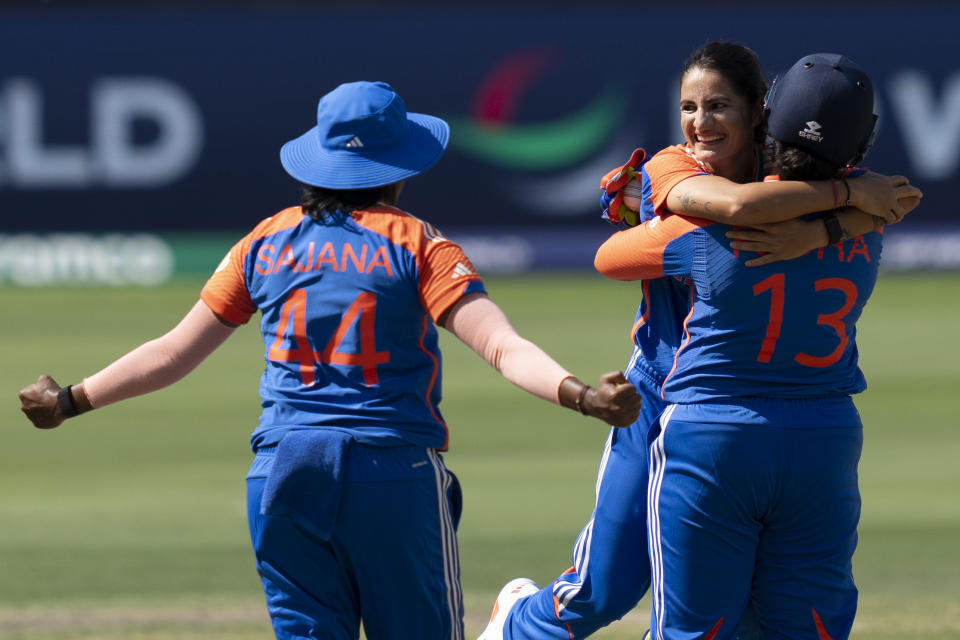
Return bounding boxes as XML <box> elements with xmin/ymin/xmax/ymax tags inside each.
<box><xmin>680</xmin><ymin>66</ymin><xmax>762</xmax><ymax>181</ymax></box>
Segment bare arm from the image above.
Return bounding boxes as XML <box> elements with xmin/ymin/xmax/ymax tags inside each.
<box><xmin>440</xmin><ymin>293</ymin><xmax>641</xmax><ymax>427</ymax></box>
<box><xmin>18</xmin><ymin>300</ymin><xmax>236</xmax><ymax>428</ymax></box>
<box><xmin>665</xmin><ymin>172</ymin><xmax>922</xmax><ymax>225</ymax></box>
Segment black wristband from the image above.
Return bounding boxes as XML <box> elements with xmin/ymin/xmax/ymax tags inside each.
<box><xmin>57</xmin><ymin>385</ymin><xmax>80</xmax><ymax>418</ymax></box>
<box><xmin>823</xmin><ymin>212</ymin><xmax>844</xmax><ymax>245</ymax></box>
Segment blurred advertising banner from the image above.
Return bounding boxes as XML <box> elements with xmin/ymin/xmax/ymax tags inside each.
<box><xmin>1</xmin><ymin>6</ymin><xmax>958</xmax><ymax>280</ymax></box>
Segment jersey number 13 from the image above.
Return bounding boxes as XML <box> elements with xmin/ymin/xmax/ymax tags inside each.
<box><xmin>753</xmin><ymin>274</ymin><xmax>858</xmax><ymax>369</ymax></box>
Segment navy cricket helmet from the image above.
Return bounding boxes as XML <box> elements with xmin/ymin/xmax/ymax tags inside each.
<box><xmin>765</xmin><ymin>53</ymin><xmax>877</xmax><ymax>167</ymax></box>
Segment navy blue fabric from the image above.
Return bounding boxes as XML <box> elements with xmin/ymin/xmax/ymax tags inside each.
<box><xmin>506</xmin><ymin>418</ymin><xmax>653</xmax><ymax>639</ymax></box>
<box><xmin>766</xmin><ymin>54</ymin><xmax>876</xmax><ymax>167</ymax></box>
<box><xmin>647</xmin><ymin>400</ymin><xmax>862</xmax><ymax>640</ymax></box>
<box><xmin>504</xmin><ymin>362</ymin><xmax>760</xmax><ymax>640</ymax></box>
<box><xmin>247</xmin><ymin>444</ymin><xmax>464</xmax><ymax>640</ymax></box>
<box><xmin>259</xmin><ymin>429</ymin><xmax>354</xmax><ymax>541</ymax></box>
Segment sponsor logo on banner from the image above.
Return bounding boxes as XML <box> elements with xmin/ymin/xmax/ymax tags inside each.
<box><xmin>0</xmin><ymin>77</ymin><xmax>203</xmax><ymax>189</ymax></box>
<box><xmin>447</xmin><ymin>48</ymin><xmax>636</xmax><ymax>217</ymax></box>
<box><xmin>0</xmin><ymin>233</ymin><xmax>174</xmax><ymax>285</ymax></box>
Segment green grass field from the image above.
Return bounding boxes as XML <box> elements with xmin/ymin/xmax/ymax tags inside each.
<box><xmin>2</xmin><ymin>272</ymin><xmax>959</xmax><ymax>639</ymax></box>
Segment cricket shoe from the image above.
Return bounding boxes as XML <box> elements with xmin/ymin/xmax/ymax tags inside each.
<box><xmin>476</xmin><ymin>578</ymin><xmax>540</xmax><ymax>640</ymax></box>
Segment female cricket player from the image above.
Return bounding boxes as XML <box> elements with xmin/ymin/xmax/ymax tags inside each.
<box><xmin>18</xmin><ymin>80</ymin><xmax>641</xmax><ymax>640</ymax></box>
<box><xmin>480</xmin><ymin>42</ymin><xmax>920</xmax><ymax>640</ymax></box>
<box><xmin>592</xmin><ymin>53</ymin><xmax>921</xmax><ymax>640</ymax></box>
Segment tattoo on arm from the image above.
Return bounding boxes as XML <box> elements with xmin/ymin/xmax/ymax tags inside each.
<box><xmin>677</xmin><ymin>191</ymin><xmax>711</xmax><ymax>215</ymax></box>
<box><xmin>838</xmin><ymin>207</ymin><xmax>883</xmax><ymax>241</ymax></box>
<box><xmin>840</xmin><ymin>221</ymin><xmax>855</xmax><ymax>242</ymax></box>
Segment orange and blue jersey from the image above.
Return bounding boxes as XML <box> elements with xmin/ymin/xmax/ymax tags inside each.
<box><xmin>598</xmin><ymin>163</ymin><xmax>881</xmax><ymax>403</ymax></box>
<box><xmin>629</xmin><ymin>151</ymin><xmax>874</xmax><ymax>640</ymax></box>
<box><xmin>201</xmin><ymin>205</ymin><xmax>485</xmax><ymax>450</ymax></box>
<box><xmin>512</xmin><ymin>146</ymin><xmax>777</xmax><ymax>640</ymax></box>
<box><xmin>508</xmin><ymin>146</ymin><xmax>706</xmax><ymax>640</ymax></box>
<box><xmin>635</xmin><ymin>144</ymin><xmax>712</xmax><ymax>218</ymax></box>
<box><xmin>599</xmin><ymin>145</ymin><xmax>713</xmax><ymax>388</ymax></box>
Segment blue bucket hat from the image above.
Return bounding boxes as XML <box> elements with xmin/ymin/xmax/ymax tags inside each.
<box><xmin>765</xmin><ymin>53</ymin><xmax>877</xmax><ymax>167</ymax></box>
<box><xmin>280</xmin><ymin>81</ymin><xmax>450</xmax><ymax>190</ymax></box>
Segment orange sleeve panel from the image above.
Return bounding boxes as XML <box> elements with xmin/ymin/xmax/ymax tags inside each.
<box><xmin>644</xmin><ymin>145</ymin><xmax>709</xmax><ymax>216</ymax></box>
<box><xmin>352</xmin><ymin>206</ymin><xmax>485</xmax><ymax>323</ymax></box>
<box><xmin>200</xmin><ymin>207</ymin><xmax>305</xmax><ymax>325</ymax></box>
<box><xmin>594</xmin><ymin>215</ymin><xmax>713</xmax><ymax>281</ymax></box>
<box><xmin>418</xmin><ymin>239</ymin><xmax>483</xmax><ymax>322</ymax></box>
<box><xmin>200</xmin><ymin>238</ymin><xmax>257</xmax><ymax>326</ymax></box>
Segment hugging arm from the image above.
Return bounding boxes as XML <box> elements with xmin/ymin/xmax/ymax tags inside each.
<box><xmin>665</xmin><ymin>172</ymin><xmax>922</xmax><ymax>225</ymax></box>
<box><xmin>594</xmin><ymin>215</ymin><xmax>707</xmax><ymax>282</ymax></box>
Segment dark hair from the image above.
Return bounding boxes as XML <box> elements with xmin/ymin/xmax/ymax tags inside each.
<box><xmin>300</xmin><ymin>183</ymin><xmax>399</xmax><ymax>222</ymax></box>
<box><xmin>768</xmin><ymin>140</ymin><xmax>840</xmax><ymax>181</ymax></box>
<box><xmin>683</xmin><ymin>41</ymin><xmax>768</xmax><ymax>143</ymax></box>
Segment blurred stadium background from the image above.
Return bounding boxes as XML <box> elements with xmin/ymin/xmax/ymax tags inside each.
<box><xmin>2</xmin><ymin>2</ymin><xmax>958</xmax><ymax>639</ymax></box>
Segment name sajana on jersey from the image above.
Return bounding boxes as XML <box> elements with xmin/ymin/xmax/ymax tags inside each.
<box><xmin>255</xmin><ymin>241</ymin><xmax>395</xmax><ymax>276</ymax></box>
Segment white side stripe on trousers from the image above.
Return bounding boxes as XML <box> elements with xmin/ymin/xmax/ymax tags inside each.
<box><xmin>647</xmin><ymin>404</ymin><xmax>676</xmax><ymax>640</ymax></box>
<box><xmin>428</xmin><ymin>449</ymin><xmax>464</xmax><ymax>640</ymax></box>
<box><xmin>554</xmin><ymin>428</ymin><xmax>615</xmax><ymax>611</ymax></box>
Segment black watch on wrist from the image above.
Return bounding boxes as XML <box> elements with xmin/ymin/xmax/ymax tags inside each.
<box><xmin>57</xmin><ymin>385</ymin><xmax>80</xmax><ymax>418</ymax></box>
<box><xmin>822</xmin><ymin>212</ymin><xmax>844</xmax><ymax>245</ymax></box>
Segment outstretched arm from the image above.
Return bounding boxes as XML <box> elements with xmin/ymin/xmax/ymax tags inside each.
<box><xmin>18</xmin><ymin>300</ymin><xmax>236</xmax><ymax>429</ymax></box>
<box><xmin>663</xmin><ymin>172</ymin><xmax>921</xmax><ymax>225</ymax></box>
<box><xmin>440</xmin><ymin>293</ymin><xmax>641</xmax><ymax>427</ymax></box>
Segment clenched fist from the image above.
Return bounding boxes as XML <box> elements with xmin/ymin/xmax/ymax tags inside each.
<box><xmin>19</xmin><ymin>375</ymin><xmax>67</xmax><ymax>429</ymax></box>
<box><xmin>581</xmin><ymin>371</ymin><xmax>643</xmax><ymax>428</ymax></box>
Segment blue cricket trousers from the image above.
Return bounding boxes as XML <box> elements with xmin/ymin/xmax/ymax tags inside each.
<box><xmin>246</xmin><ymin>432</ymin><xmax>463</xmax><ymax>640</ymax></box>
<box><xmin>502</xmin><ymin>362</ymin><xmax>762</xmax><ymax>640</ymax></box>
<box><xmin>647</xmin><ymin>398</ymin><xmax>863</xmax><ymax>640</ymax></box>
<box><xmin>504</xmin><ymin>365</ymin><xmax>662</xmax><ymax>639</ymax></box>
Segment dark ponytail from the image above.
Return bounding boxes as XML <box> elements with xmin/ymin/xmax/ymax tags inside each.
<box><xmin>300</xmin><ymin>183</ymin><xmax>401</xmax><ymax>223</ymax></box>
<box><xmin>769</xmin><ymin>140</ymin><xmax>841</xmax><ymax>181</ymax></box>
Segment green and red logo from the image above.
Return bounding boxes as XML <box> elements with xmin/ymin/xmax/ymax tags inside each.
<box><xmin>447</xmin><ymin>48</ymin><xmax>637</xmax><ymax>215</ymax></box>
